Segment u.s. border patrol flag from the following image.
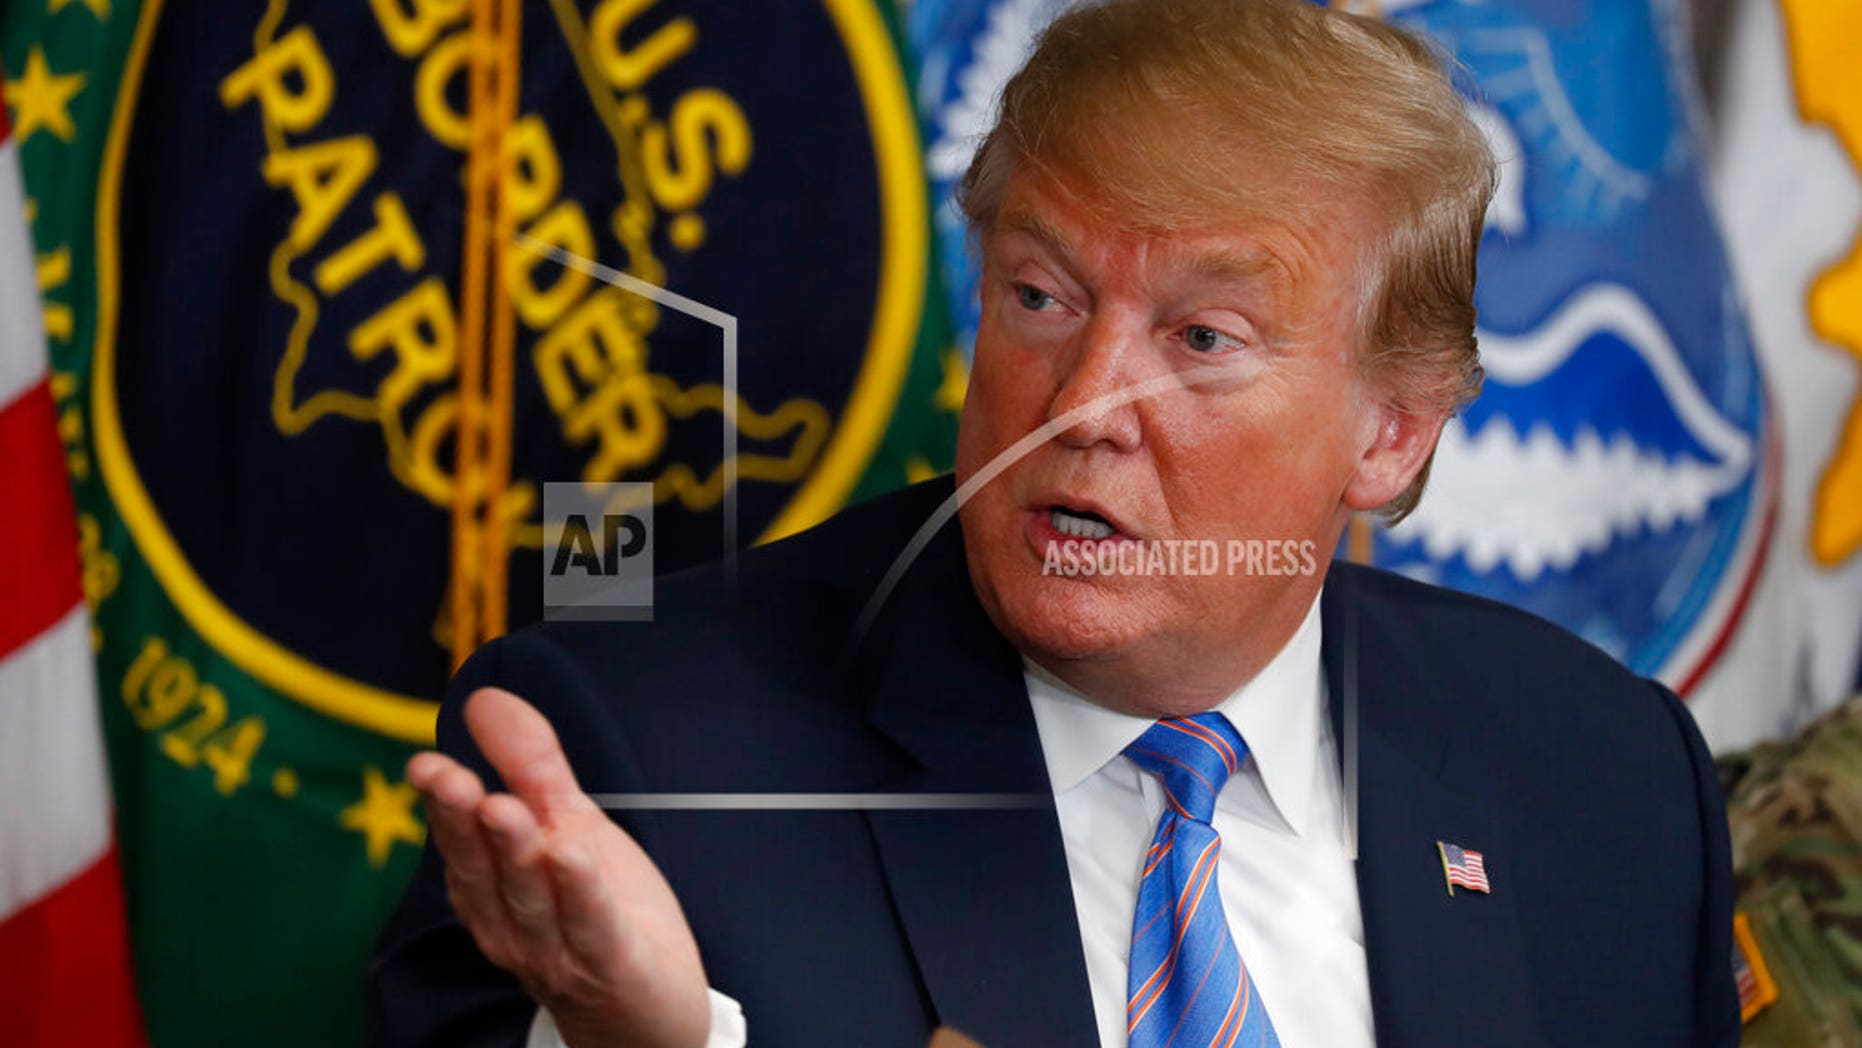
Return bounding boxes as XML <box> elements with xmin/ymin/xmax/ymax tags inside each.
<box><xmin>1709</xmin><ymin>0</ymin><xmax>1862</xmax><ymax>747</ymax></box>
<box><xmin>0</xmin><ymin>0</ymin><xmax>956</xmax><ymax>1044</ymax></box>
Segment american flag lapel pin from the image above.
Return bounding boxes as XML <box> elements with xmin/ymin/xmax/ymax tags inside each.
<box><xmin>1436</xmin><ymin>841</ymin><xmax>1490</xmax><ymax>896</ymax></box>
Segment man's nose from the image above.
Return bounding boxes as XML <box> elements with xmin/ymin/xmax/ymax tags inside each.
<box><xmin>1045</xmin><ymin>320</ymin><xmax>1145</xmax><ymax>453</ymax></box>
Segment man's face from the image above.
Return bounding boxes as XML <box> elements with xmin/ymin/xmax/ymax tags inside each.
<box><xmin>954</xmin><ymin>165</ymin><xmax>1428</xmax><ymax>713</ymax></box>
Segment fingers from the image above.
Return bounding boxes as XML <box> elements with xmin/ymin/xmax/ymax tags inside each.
<box><xmin>408</xmin><ymin>752</ymin><xmax>521</xmax><ymax>964</ymax></box>
<box><xmin>478</xmin><ymin>793</ymin><xmax>563</xmax><ymax>955</ymax></box>
<box><xmin>409</xmin><ymin>730</ymin><xmax>709</xmax><ymax>1047</ymax></box>
<box><xmin>412</xmin><ymin>692</ymin><xmax>651</xmax><ymax>998</ymax></box>
<box><xmin>408</xmin><ymin>752</ymin><xmax>496</xmax><ymax>889</ymax></box>
<box><xmin>408</xmin><ymin>743</ymin><xmax>586</xmax><ymax>976</ymax></box>
<box><xmin>464</xmin><ymin>687</ymin><xmax>597</xmax><ymax>822</ymax></box>
<box><xmin>411</xmin><ymin>754</ymin><xmax>566</xmax><ymax>976</ymax></box>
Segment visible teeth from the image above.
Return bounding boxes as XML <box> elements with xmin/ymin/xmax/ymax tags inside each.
<box><xmin>1051</xmin><ymin>508</ymin><xmax>1115</xmax><ymax>539</ymax></box>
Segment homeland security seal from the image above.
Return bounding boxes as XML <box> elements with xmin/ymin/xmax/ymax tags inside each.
<box><xmin>1375</xmin><ymin>0</ymin><xmax>1778</xmax><ymax>693</ymax></box>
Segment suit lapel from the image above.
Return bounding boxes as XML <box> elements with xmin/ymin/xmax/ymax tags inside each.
<box><xmin>857</xmin><ymin>524</ymin><xmax>1099</xmax><ymax>1046</ymax></box>
<box><xmin>1323</xmin><ymin>566</ymin><xmax>1548</xmax><ymax>1048</ymax></box>
<box><xmin>850</xmin><ymin>532</ymin><xmax>1549</xmax><ymax>1045</ymax></box>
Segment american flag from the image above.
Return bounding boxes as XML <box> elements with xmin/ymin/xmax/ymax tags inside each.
<box><xmin>1731</xmin><ymin>913</ymin><xmax>1775</xmax><ymax>1021</ymax></box>
<box><xmin>1439</xmin><ymin>842</ymin><xmax>1490</xmax><ymax>894</ymax></box>
<box><xmin>0</xmin><ymin>65</ymin><xmax>145</xmax><ymax>1045</ymax></box>
<box><xmin>1732</xmin><ymin>943</ymin><xmax>1758</xmax><ymax>1009</ymax></box>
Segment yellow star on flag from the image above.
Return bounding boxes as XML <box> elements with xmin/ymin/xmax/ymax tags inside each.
<box><xmin>5</xmin><ymin>47</ymin><xmax>85</xmax><ymax>144</ymax></box>
<box><xmin>934</xmin><ymin>346</ymin><xmax>969</xmax><ymax>414</ymax></box>
<box><xmin>48</xmin><ymin>0</ymin><xmax>109</xmax><ymax>19</ymax></box>
<box><xmin>905</xmin><ymin>455</ymin><xmax>941</xmax><ymax>484</ymax></box>
<box><xmin>339</xmin><ymin>765</ymin><xmax>426</xmax><ymax>869</ymax></box>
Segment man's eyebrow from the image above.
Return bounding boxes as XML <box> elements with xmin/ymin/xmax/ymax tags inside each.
<box><xmin>1184</xmin><ymin>246</ymin><xmax>1288</xmax><ymax>289</ymax></box>
<box><xmin>996</xmin><ymin>207</ymin><xmax>1076</xmax><ymax>260</ymax></box>
<box><xmin>996</xmin><ymin>205</ymin><xmax>1295</xmax><ymax>296</ymax></box>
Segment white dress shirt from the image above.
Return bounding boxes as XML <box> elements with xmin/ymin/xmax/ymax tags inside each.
<box><xmin>532</xmin><ymin>590</ymin><xmax>1371</xmax><ymax>1048</ymax></box>
<box><xmin>1025</xmin><ymin>590</ymin><xmax>1373</xmax><ymax>1048</ymax></box>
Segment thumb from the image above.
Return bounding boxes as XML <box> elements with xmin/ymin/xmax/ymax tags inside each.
<box><xmin>463</xmin><ymin>687</ymin><xmax>595</xmax><ymax>822</ymax></box>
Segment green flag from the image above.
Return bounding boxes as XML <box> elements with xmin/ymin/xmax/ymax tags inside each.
<box><xmin>0</xmin><ymin>0</ymin><xmax>957</xmax><ymax>1044</ymax></box>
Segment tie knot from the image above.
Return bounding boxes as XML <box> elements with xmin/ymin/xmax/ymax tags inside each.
<box><xmin>1122</xmin><ymin>713</ymin><xmax>1247</xmax><ymax>824</ymax></box>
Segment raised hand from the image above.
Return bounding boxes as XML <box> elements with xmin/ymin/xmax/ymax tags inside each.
<box><xmin>407</xmin><ymin>687</ymin><xmax>711</xmax><ymax>1048</ymax></box>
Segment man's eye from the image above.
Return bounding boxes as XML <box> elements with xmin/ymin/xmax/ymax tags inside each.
<box><xmin>1014</xmin><ymin>283</ymin><xmax>1055</xmax><ymax>311</ymax></box>
<box><xmin>1183</xmin><ymin>324</ymin><xmax>1245</xmax><ymax>354</ymax></box>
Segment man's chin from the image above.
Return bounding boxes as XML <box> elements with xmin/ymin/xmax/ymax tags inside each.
<box><xmin>987</xmin><ymin>582</ymin><xmax>1152</xmax><ymax>664</ymax></box>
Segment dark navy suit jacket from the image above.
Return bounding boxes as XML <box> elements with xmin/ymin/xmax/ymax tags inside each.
<box><xmin>366</xmin><ymin>477</ymin><xmax>1739</xmax><ymax>1047</ymax></box>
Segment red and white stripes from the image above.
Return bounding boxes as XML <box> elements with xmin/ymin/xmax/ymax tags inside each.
<box><xmin>0</xmin><ymin>74</ymin><xmax>144</xmax><ymax>1046</ymax></box>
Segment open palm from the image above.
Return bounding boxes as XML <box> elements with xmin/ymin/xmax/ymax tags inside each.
<box><xmin>407</xmin><ymin>688</ymin><xmax>711</xmax><ymax>1048</ymax></box>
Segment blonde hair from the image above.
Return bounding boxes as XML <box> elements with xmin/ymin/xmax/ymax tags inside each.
<box><xmin>957</xmin><ymin>0</ymin><xmax>1495</xmax><ymax>520</ymax></box>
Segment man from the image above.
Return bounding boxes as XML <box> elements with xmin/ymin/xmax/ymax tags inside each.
<box><xmin>367</xmin><ymin>1</ymin><xmax>1739</xmax><ymax>1045</ymax></box>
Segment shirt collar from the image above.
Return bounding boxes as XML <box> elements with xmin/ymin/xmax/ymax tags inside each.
<box><xmin>1023</xmin><ymin>588</ymin><xmax>1327</xmax><ymax>837</ymax></box>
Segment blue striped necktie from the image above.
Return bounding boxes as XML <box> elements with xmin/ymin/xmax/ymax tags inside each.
<box><xmin>1123</xmin><ymin>713</ymin><xmax>1280</xmax><ymax>1048</ymax></box>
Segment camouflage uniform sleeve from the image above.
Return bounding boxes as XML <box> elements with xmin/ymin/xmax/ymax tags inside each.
<box><xmin>1720</xmin><ymin>693</ymin><xmax>1862</xmax><ymax>1047</ymax></box>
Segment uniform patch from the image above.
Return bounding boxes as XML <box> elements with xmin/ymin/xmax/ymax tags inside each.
<box><xmin>1733</xmin><ymin>911</ymin><xmax>1780</xmax><ymax>1022</ymax></box>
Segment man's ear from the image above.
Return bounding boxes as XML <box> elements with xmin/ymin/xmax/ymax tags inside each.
<box><xmin>1342</xmin><ymin>403</ymin><xmax>1448</xmax><ymax>512</ymax></box>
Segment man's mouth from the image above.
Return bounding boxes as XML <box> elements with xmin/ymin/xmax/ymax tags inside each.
<box><xmin>1049</xmin><ymin>506</ymin><xmax>1118</xmax><ymax>540</ymax></box>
